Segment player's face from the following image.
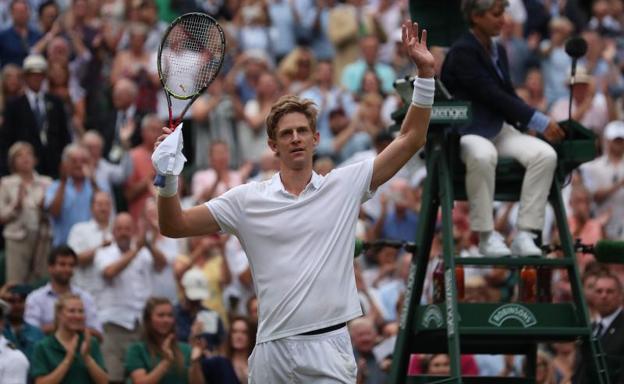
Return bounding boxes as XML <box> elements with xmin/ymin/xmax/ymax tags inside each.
<box><xmin>269</xmin><ymin>112</ymin><xmax>319</xmax><ymax>171</ymax></box>
<box><xmin>471</xmin><ymin>1</ymin><xmax>506</xmax><ymax>37</ymax></box>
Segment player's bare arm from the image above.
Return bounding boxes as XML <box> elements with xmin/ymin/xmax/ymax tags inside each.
<box><xmin>155</xmin><ymin>127</ymin><xmax>221</xmax><ymax>238</ymax></box>
<box><xmin>372</xmin><ymin>21</ymin><xmax>435</xmax><ymax>191</ymax></box>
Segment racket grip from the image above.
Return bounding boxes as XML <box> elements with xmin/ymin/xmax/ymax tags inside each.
<box><xmin>154</xmin><ymin>174</ymin><xmax>166</xmax><ymax>187</ymax></box>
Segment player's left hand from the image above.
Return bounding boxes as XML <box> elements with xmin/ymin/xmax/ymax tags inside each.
<box><xmin>402</xmin><ymin>21</ymin><xmax>435</xmax><ymax>78</ymax></box>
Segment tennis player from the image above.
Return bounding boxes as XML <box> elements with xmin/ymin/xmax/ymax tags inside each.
<box><xmin>156</xmin><ymin>21</ymin><xmax>434</xmax><ymax>383</ymax></box>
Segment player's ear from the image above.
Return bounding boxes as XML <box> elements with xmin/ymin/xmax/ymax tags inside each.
<box><xmin>268</xmin><ymin>139</ymin><xmax>279</xmax><ymax>156</ymax></box>
<box><xmin>313</xmin><ymin>131</ymin><xmax>320</xmax><ymax>146</ymax></box>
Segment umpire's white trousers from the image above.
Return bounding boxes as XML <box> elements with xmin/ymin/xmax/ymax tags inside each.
<box><xmin>460</xmin><ymin>123</ymin><xmax>557</xmax><ymax>232</ymax></box>
<box><xmin>248</xmin><ymin>326</ymin><xmax>357</xmax><ymax>383</ymax></box>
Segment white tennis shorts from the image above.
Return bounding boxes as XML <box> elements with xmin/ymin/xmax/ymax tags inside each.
<box><xmin>248</xmin><ymin>326</ymin><xmax>357</xmax><ymax>383</ymax></box>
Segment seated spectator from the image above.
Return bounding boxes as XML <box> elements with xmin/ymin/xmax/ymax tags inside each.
<box><xmin>31</xmin><ymin>294</ymin><xmax>107</xmax><ymax>384</ymax></box>
<box><xmin>125</xmin><ymin>297</ymin><xmax>204</xmax><ymax>384</ymax></box>
<box><xmin>549</xmin><ymin>68</ymin><xmax>609</xmax><ymax>134</ymax></box>
<box><xmin>201</xmin><ymin>316</ymin><xmax>255</xmax><ymax>384</ymax></box>
<box><xmin>423</xmin><ymin>354</ymin><xmax>451</xmax><ymax>376</ymax></box>
<box><xmin>1</xmin><ymin>283</ymin><xmax>44</xmax><ymax>360</ymax></box>
<box><xmin>580</xmin><ymin>121</ymin><xmax>624</xmax><ymax>240</ymax></box>
<box><xmin>0</xmin><ymin>141</ymin><xmax>52</xmax><ymax>284</ymax></box>
<box><xmin>191</xmin><ymin>141</ymin><xmax>246</xmax><ymax>203</ymax></box>
<box><xmin>67</xmin><ymin>190</ymin><xmax>113</xmax><ymax>301</ymax></box>
<box><xmin>277</xmin><ymin>46</ymin><xmax>316</xmax><ymax>94</ymax></box>
<box><xmin>174</xmin><ymin>235</ymin><xmax>231</xmax><ymax>326</ymax></box>
<box><xmin>175</xmin><ymin>269</ymin><xmax>225</xmax><ymax>348</ymax></box>
<box><xmin>350</xmin><ymin>317</ymin><xmax>386</xmax><ymax>384</ymax></box>
<box><xmin>534</xmin><ymin>349</ymin><xmax>557</xmax><ymax>384</ymax></box>
<box><xmin>94</xmin><ymin>212</ymin><xmax>161</xmax><ymax>383</ymax></box>
<box><xmin>24</xmin><ymin>245</ymin><xmax>102</xmax><ymax>338</ymax></box>
<box><xmin>0</xmin><ymin>298</ymin><xmax>30</xmax><ymax>383</ymax></box>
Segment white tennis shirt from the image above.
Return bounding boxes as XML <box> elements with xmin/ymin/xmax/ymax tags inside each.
<box><xmin>206</xmin><ymin>159</ymin><xmax>374</xmax><ymax>343</ymax></box>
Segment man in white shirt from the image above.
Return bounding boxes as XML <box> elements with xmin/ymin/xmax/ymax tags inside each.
<box><xmin>94</xmin><ymin>212</ymin><xmax>165</xmax><ymax>382</ymax></box>
<box><xmin>67</xmin><ymin>190</ymin><xmax>113</xmax><ymax>301</ymax></box>
<box><xmin>581</xmin><ymin>121</ymin><xmax>624</xmax><ymax>240</ymax></box>
<box><xmin>156</xmin><ymin>22</ymin><xmax>434</xmax><ymax>382</ymax></box>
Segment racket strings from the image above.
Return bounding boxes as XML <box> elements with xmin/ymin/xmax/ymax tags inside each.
<box><xmin>160</xmin><ymin>14</ymin><xmax>224</xmax><ymax>99</ymax></box>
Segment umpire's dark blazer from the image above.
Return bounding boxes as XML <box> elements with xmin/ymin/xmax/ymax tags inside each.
<box><xmin>574</xmin><ymin>309</ymin><xmax>624</xmax><ymax>384</ymax></box>
<box><xmin>440</xmin><ymin>31</ymin><xmax>537</xmax><ymax>139</ymax></box>
<box><xmin>0</xmin><ymin>93</ymin><xmax>70</xmax><ymax>178</ymax></box>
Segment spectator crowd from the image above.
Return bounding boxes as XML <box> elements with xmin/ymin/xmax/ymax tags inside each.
<box><xmin>0</xmin><ymin>0</ymin><xmax>623</xmax><ymax>382</ymax></box>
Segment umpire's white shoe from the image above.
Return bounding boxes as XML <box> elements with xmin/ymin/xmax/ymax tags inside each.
<box><xmin>511</xmin><ymin>231</ymin><xmax>542</xmax><ymax>256</ymax></box>
<box><xmin>478</xmin><ymin>231</ymin><xmax>511</xmax><ymax>257</ymax></box>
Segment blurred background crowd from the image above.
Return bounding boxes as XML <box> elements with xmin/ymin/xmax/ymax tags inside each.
<box><xmin>0</xmin><ymin>0</ymin><xmax>624</xmax><ymax>382</ymax></box>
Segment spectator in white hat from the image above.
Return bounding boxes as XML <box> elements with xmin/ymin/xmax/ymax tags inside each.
<box><xmin>581</xmin><ymin>120</ymin><xmax>624</xmax><ymax>239</ymax></box>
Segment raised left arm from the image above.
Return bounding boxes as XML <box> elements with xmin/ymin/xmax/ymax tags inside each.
<box><xmin>371</xmin><ymin>22</ymin><xmax>435</xmax><ymax>191</ymax></box>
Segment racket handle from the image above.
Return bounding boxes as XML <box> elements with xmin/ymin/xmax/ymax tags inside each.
<box><xmin>154</xmin><ymin>174</ymin><xmax>166</xmax><ymax>187</ymax></box>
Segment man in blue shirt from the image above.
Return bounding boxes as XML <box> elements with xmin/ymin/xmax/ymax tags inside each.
<box><xmin>0</xmin><ymin>0</ymin><xmax>42</xmax><ymax>67</ymax></box>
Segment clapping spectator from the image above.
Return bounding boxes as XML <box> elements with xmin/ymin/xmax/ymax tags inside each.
<box><xmin>30</xmin><ymin>294</ymin><xmax>107</xmax><ymax>384</ymax></box>
<box><xmin>24</xmin><ymin>245</ymin><xmax>102</xmax><ymax>338</ymax></box>
<box><xmin>94</xmin><ymin>212</ymin><xmax>162</xmax><ymax>382</ymax></box>
<box><xmin>125</xmin><ymin>297</ymin><xmax>204</xmax><ymax>384</ymax></box>
<box><xmin>44</xmin><ymin>144</ymin><xmax>96</xmax><ymax>247</ymax></box>
<box><xmin>66</xmin><ymin>190</ymin><xmax>113</xmax><ymax>300</ymax></box>
<box><xmin>0</xmin><ymin>142</ymin><xmax>52</xmax><ymax>284</ymax></box>
<box><xmin>81</xmin><ymin>130</ymin><xmax>133</xmax><ymax>204</ymax></box>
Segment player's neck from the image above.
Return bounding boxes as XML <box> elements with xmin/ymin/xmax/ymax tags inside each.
<box><xmin>279</xmin><ymin>166</ymin><xmax>313</xmax><ymax>196</ymax></box>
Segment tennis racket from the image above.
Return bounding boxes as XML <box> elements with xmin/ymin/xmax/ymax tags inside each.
<box><xmin>153</xmin><ymin>12</ymin><xmax>226</xmax><ymax>187</ymax></box>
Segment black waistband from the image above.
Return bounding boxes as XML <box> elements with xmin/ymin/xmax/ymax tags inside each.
<box><xmin>299</xmin><ymin>322</ymin><xmax>346</xmax><ymax>336</ymax></box>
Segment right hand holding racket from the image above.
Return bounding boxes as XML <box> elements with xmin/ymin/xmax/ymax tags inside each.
<box><xmin>152</xmin><ymin>12</ymin><xmax>226</xmax><ymax>187</ymax></box>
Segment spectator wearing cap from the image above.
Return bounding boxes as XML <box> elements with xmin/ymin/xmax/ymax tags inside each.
<box><xmin>174</xmin><ymin>268</ymin><xmax>226</xmax><ymax>349</ymax></box>
<box><xmin>0</xmin><ymin>298</ymin><xmax>30</xmax><ymax>384</ymax></box>
<box><xmin>0</xmin><ymin>0</ymin><xmax>42</xmax><ymax>67</ymax></box>
<box><xmin>24</xmin><ymin>245</ymin><xmax>102</xmax><ymax>338</ymax></box>
<box><xmin>174</xmin><ymin>235</ymin><xmax>231</xmax><ymax>328</ymax></box>
<box><xmin>1</xmin><ymin>283</ymin><xmax>44</xmax><ymax>361</ymax></box>
<box><xmin>1</xmin><ymin>54</ymin><xmax>70</xmax><ymax>178</ymax></box>
<box><xmin>0</xmin><ymin>141</ymin><xmax>53</xmax><ymax>284</ymax></box>
<box><xmin>581</xmin><ymin>121</ymin><xmax>624</xmax><ymax>240</ymax></box>
<box><xmin>549</xmin><ymin>67</ymin><xmax>609</xmax><ymax>134</ymax></box>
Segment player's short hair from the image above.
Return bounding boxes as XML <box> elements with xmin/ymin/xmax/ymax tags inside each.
<box><xmin>265</xmin><ymin>95</ymin><xmax>318</xmax><ymax>141</ymax></box>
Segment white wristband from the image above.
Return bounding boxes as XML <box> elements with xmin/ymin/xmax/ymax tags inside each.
<box><xmin>411</xmin><ymin>77</ymin><xmax>436</xmax><ymax>108</ymax></box>
<box><xmin>158</xmin><ymin>174</ymin><xmax>178</xmax><ymax>197</ymax></box>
